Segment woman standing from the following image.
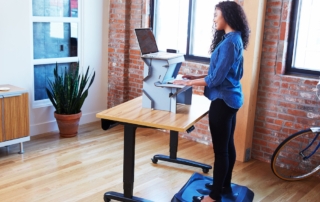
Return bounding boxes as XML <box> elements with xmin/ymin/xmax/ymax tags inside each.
<box><xmin>173</xmin><ymin>1</ymin><xmax>250</xmax><ymax>201</ymax></box>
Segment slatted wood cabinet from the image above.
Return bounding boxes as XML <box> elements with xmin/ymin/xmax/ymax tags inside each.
<box><xmin>0</xmin><ymin>84</ymin><xmax>30</xmax><ymax>153</ymax></box>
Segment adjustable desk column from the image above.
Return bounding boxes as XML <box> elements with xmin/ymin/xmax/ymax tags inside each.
<box><xmin>96</xmin><ymin>95</ymin><xmax>212</xmax><ymax>202</ymax></box>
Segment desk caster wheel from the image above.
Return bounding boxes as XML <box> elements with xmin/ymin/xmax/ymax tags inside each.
<box><xmin>202</xmin><ymin>168</ymin><xmax>209</xmax><ymax>173</ymax></box>
<box><xmin>151</xmin><ymin>157</ymin><xmax>158</xmax><ymax>164</ymax></box>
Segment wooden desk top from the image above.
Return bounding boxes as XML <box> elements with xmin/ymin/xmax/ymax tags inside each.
<box><xmin>96</xmin><ymin>95</ymin><xmax>211</xmax><ymax>132</ymax></box>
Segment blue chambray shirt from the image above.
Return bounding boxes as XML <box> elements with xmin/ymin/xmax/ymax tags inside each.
<box><xmin>204</xmin><ymin>31</ymin><xmax>244</xmax><ymax>109</ymax></box>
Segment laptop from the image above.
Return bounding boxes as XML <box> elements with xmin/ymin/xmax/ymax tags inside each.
<box><xmin>134</xmin><ymin>28</ymin><xmax>181</xmax><ymax>59</ymax></box>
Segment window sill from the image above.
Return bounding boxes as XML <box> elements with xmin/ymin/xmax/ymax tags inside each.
<box><xmin>32</xmin><ymin>99</ymin><xmax>53</xmax><ymax>109</ymax></box>
<box><xmin>284</xmin><ymin>72</ymin><xmax>320</xmax><ymax>80</ymax></box>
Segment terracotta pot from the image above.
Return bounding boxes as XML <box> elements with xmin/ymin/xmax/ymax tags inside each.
<box><xmin>54</xmin><ymin>111</ymin><xmax>82</xmax><ymax>138</ymax></box>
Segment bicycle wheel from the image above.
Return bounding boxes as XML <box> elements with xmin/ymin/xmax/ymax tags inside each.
<box><xmin>271</xmin><ymin>128</ymin><xmax>320</xmax><ymax>181</ymax></box>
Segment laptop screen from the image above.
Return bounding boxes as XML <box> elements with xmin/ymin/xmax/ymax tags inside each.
<box><xmin>135</xmin><ymin>28</ymin><xmax>159</xmax><ymax>55</ymax></box>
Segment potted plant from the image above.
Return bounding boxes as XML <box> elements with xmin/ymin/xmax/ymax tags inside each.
<box><xmin>46</xmin><ymin>62</ymin><xmax>95</xmax><ymax>138</ymax></box>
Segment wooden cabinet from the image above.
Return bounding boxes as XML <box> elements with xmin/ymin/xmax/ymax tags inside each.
<box><xmin>0</xmin><ymin>85</ymin><xmax>30</xmax><ymax>153</ymax></box>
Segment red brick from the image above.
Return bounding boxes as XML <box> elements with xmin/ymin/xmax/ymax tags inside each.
<box><xmin>280</xmin><ymin>89</ymin><xmax>290</xmax><ymax>95</ymax></box>
<box><xmin>265</xmin><ymin>123</ymin><xmax>282</xmax><ymax>131</ymax></box>
<box><xmin>281</xmin><ymin>82</ymin><xmax>289</xmax><ymax>88</ymax></box>
<box><xmin>294</xmin><ymin>123</ymin><xmax>309</xmax><ymax>130</ymax></box>
<box><xmin>280</xmin><ymin>22</ymin><xmax>287</xmax><ymax>40</ymax></box>
<box><xmin>266</xmin><ymin>92</ymin><xmax>283</xmax><ymax>100</ymax></box>
<box><xmin>284</xmin><ymin>121</ymin><xmax>293</xmax><ymax>127</ymax></box>
<box><xmin>276</xmin><ymin>62</ymin><xmax>284</xmax><ymax>74</ymax></box>
<box><xmin>265</xmin><ymin>117</ymin><xmax>275</xmax><ymax>123</ymax></box>
<box><xmin>255</xmin><ymin>122</ymin><xmax>265</xmax><ymax>131</ymax></box>
<box><xmin>266</xmin><ymin>15</ymin><xmax>281</xmax><ymax>21</ymax></box>
<box><xmin>252</xmin><ymin>144</ymin><xmax>261</xmax><ymax>151</ymax></box>
<box><xmin>259</xmin><ymin>109</ymin><xmax>278</xmax><ymax>118</ymax></box>
<box><xmin>287</xmin><ymin>109</ymin><xmax>307</xmax><ymax>117</ymax></box>
<box><xmin>261</xmin><ymin>146</ymin><xmax>274</xmax><ymax>154</ymax></box>
<box><xmin>296</xmin><ymin>117</ymin><xmax>317</xmax><ymax>126</ymax></box>
<box><xmin>262</xmin><ymin>86</ymin><xmax>279</xmax><ymax>93</ymax></box>
<box><xmin>303</xmin><ymin>79</ymin><xmax>319</xmax><ymax>86</ymax></box>
<box><xmin>255</xmin><ymin>126</ymin><xmax>273</xmax><ymax>135</ymax></box>
<box><xmin>278</xmin><ymin>113</ymin><xmax>295</xmax><ymax>121</ymax></box>
<box><xmin>282</xmin><ymin>76</ymin><xmax>301</xmax><ymax>83</ymax></box>
<box><xmin>267</xmin><ymin>1</ymin><xmax>282</xmax><ymax>7</ymax></box>
<box><xmin>278</xmin><ymin>101</ymin><xmax>296</xmax><ymax>109</ymax></box>
<box><xmin>258</xmin><ymin>97</ymin><xmax>278</xmax><ymax>104</ymax></box>
<box><xmin>261</xmin><ymin>66</ymin><xmax>276</xmax><ymax>73</ymax></box>
<box><xmin>282</xmin><ymin>128</ymin><xmax>299</xmax><ymax>135</ymax></box>
<box><xmin>274</xmin><ymin>119</ymin><xmax>283</xmax><ymax>125</ymax></box>
<box><xmin>289</xmin><ymin>90</ymin><xmax>299</xmax><ymax>96</ymax></box>
<box><xmin>252</xmin><ymin>138</ymin><xmax>268</xmax><ymax>147</ymax></box>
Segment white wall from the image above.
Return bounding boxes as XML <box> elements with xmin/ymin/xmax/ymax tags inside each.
<box><xmin>0</xmin><ymin>0</ymin><xmax>109</xmax><ymax>136</ymax></box>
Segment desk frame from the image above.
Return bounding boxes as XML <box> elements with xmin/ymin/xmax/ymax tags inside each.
<box><xmin>102</xmin><ymin>121</ymin><xmax>212</xmax><ymax>202</ymax></box>
<box><xmin>97</xmin><ymin>96</ymin><xmax>212</xmax><ymax>202</ymax></box>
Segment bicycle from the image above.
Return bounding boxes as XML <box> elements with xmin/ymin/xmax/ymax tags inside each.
<box><xmin>271</xmin><ymin>80</ymin><xmax>320</xmax><ymax>181</ymax></box>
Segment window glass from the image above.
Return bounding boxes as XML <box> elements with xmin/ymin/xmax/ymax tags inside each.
<box><xmin>33</xmin><ymin>22</ymin><xmax>78</xmax><ymax>59</ymax></box>
<box><xmin>190</xmin><ymin>0</ymin><xmax>222</xmax><ymax>57</ymax></box>
<box><xmin>32</xmin><ymin>0</ymin><xmax>80</xmax><ymax>104</ymax></box>
<box><xmin>152</xmin><ymin>0</ymin><xmax>233</xmax><ymax>60</ymax></box>
<box><xmin>34</xmin><ymin>63</ymin><xmax>73</xmax><ymax>101</ymax></box>
<box><xmin>32</xmin><ymin>0</ymin><xmax>78</xmax><ymax>17</ymax></box>
<box><xmin>292</xmin><ymin>0</ymin><xmax>320</xmax><ymax>71</ymax></box>
<box><xmin>153</xmin><ymin>0</ymin><xmax>189</xmax><ymax>54</ymax></box>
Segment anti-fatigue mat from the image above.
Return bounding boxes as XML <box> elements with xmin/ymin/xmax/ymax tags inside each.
<box><xmin>171</xmin><ymin>172</ymin><xmax>254</xmax><ymax>202</ymax></box>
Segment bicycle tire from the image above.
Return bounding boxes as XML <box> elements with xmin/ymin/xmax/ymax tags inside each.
<box><xmin>271</xmin><ymin>128</ymin><xmax>320</xmax><ymax>181</ymax></box>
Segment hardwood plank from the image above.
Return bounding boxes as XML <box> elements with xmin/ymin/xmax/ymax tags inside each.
<box><xmin>0</xmin><ymin>122</ymin><xmax>319</xmax><ymax>202</ymax></box>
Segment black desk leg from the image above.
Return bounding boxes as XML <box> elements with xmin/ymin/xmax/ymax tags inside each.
<box><xmin>152</xmin><ymin>130</ymin><xmax>212</xmax><ymax>173</ymax></box>
<box><xmin>104</xmin><ymin>124</ymin><xmax>153</xmax><ymax>202</ymax></box>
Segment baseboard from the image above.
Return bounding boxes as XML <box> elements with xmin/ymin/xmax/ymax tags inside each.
<box><xmin>30</xmin><ymin>111</ymin><xmax>100</xmax><ymax>136</ymax></box>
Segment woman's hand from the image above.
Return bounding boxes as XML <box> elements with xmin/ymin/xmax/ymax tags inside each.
<box><xmin>182</xmin><ymin>75</ymin><xmax>199</xmax><ymax>80</ymax></box>
<box><xmin>172</xmin><ymin>75</ymin><xmax>207</xmax><ymax>86</ymax></box>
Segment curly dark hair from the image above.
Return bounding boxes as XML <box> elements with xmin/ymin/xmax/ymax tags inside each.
<box><xmin>210</xmin><ymin>1</ymin><xmax>250</xmax><ymax>53</ymax></box>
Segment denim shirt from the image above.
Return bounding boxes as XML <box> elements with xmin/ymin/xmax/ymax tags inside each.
<box><xmin>204</xmin><ymin>31</ymin><xmax>244</xmax><ymax>109</ymax></box>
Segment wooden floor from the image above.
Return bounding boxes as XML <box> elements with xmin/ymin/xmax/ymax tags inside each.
<box><xmin>0</xmin><ymin>122</ymin><xmax>319</xmax><ymax>202</ymax></box>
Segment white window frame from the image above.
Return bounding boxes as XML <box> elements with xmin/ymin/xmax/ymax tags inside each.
<box><xmin>150</xmin><ymin>0</ymin><xmax>233</xmax><ymax>63</ymax></box>
<box><xmin>286</xmin><ymin>0</ymin><xmax>320</xmax><ymax>76</ymax></box>
<box><xmin>31</xmin><ymin>1</ymin><xmax>83</xmax><ymax>108</ymax></box>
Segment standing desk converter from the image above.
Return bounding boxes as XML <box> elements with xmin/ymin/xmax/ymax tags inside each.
<box><xmin>96</xmin><ymin>95</ymin><xmax>212</xmax><ymax>202</ymax></box>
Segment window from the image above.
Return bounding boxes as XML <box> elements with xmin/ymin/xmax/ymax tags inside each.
<box><xmin>32</xmin><ymin>0</ymin><xmax>80</xmax><ymax>107</ymax></box>
<box><xmin>286</xmin><ymin>0</ymin><xmax>320</xmax><ymax>76</ymax></box>
<box><xmin>151</xmin><ymin>0</ymin><xmax>227</xmax><ymax>63</ymax></box>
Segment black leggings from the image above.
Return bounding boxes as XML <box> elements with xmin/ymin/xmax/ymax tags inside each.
<box><xmin>208</xmin><ymin>99</ymin><xmax>238</xmax><ymax>200</ymax></box>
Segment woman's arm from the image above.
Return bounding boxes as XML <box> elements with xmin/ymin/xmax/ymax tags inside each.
<box><xmin>174</xmin><ymin>39</ymin><xmax>238</xmax><ymax>87</ymax></box>
<box><xmin>173</xmin><ymin>78</ymin><xmax>207</xmax><ymax>86</ymax></box>
<box><xmin>182</xmin><ymin>75</ymin><xmax>207</xmax><ymax>80</ymax></box>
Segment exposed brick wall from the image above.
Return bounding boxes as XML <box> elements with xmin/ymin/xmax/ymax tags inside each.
<box><xmin>253</xmin><ymin>0</ymin><xmax>320</xmax><ymax>163</ymax></box>
<box><xmin>107</xmin><ymin>0</ymin><xmax>320</xmax><ymax>167</ymax></box>
<box><xmin>107</xmin><ymin>0</ymin><xmax>145</xmax><ymax>108</ymax></box>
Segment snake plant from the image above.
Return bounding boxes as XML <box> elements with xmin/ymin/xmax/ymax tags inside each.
<box><xmin>46</xmin><ymin>63</ymin><xmax>95</xmax><ymax>115</ymax></box>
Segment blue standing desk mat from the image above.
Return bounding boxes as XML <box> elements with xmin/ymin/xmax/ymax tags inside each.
<box><xmin>172</xmin><ymin>172</ymin><xmax>254</xmax><ymax>202</ymax></box>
